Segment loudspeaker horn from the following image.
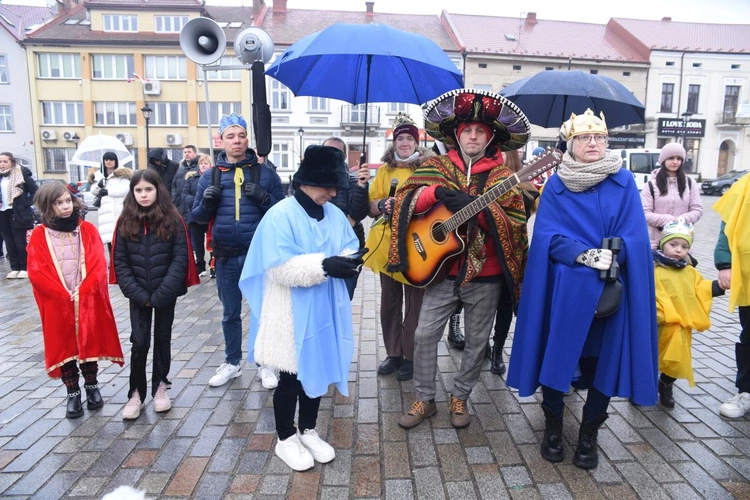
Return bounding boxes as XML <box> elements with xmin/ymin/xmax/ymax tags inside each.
<box><xmin>234</xmin><ymin>27</ymin><xmax>274</xmax><ymax>65</ymax></box>
<box><xmin>180</xmin><ymin>17</ymin><xmax>227</xmax><ymax>66</ymax></box>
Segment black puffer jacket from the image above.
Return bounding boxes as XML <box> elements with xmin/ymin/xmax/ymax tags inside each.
<box><xmin>172</xmin><ymin>157</ymin><xmax>198</xmax><ymax>219</ymax></box>
<box><xmin>147</xmin><ymin>148</ymin><xmax>179</xmax><ymax>192</ymax></box>
<box><xmin>182</xmin><ymin>170</ymin><xmax>206</xmax><ymax>225</ymax></box>
<box><xmin>11</xmin><ymin>167</ymin><xmax>38</xmax><ymax>229</ymax></box>
<box><xmin>113</xmin><ymin>217</ymin><xmax>188</xmax><ymax>309</ymax></box>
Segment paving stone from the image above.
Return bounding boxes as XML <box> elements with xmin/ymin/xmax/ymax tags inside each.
<box><xmin>408</xmin><ymin>434</ymin><xmax>439</xmax><ymax>467</ymax></box>
<box><xmin>383</xmin><ymin>441</ymin><xmax>411</xmax><ymax>478</ymax></box>
<box><xmin>500</xmin><ymin>465</ymin><xmax>533</xmax><ymax>488</ymax></box>
<box><xmin>30</xmin><ymin>470</ymin><xmax>82</xmax><ymax>499</ymax></box>
<box><xmin>137</xmin><ymin>473</ymin><xmax>171</xmax><ymax>496</ymax></box>
<box><xmin>245</xmin><ymin>433</ymin><xmax>275</xmax><ymax>451</ymax></box>
<box><xmin>323</xmin><ymin>448</ymin><xmax>352</xmax><ymax>486</ymax></box>
<box><xmin>517</xmin><ymin>444</ymin><xmax>560</xmax><ymax>484</ymax></box>
<box><xmin>330</xmin><ymin>418</ymin><xmax>353</xmax><ymax>448</ymax></box>
<box><xmin>413</xmin><ymin>466</ymin><xmax>446</xmax><ymax>500</ymax></box>
<box><xmin>3</xmin><ymin>436</ymin><xmax>64</xmax><ymax>472</ymax></box>
<box><xmin>258</xmin><ymin>474</ymin><xmax>290</xmax><ymax>495</ymax></box>
<box><xmin>673</xmin><ymin>462</ymin><xmax>734</xmax><ymax>499</ymax></box>
<box><xmin>445</xmin><ymin>480</ymin><xmax>477</xmax><ymax>500</ymax></box>
<box><xmin>385</xmin><ymin>479</ymin><xmax>414</xmax><ymax>500</ymax></box>
<box><xmin>600</xmin><ymin>483</ymin><xmax>640</xmax><ymax>500</ymax></box>
<box><xmin>237</xmin><ymin>451</ymin><xmax>270</xmax><ymax>474</ymax></box>
<box><xmin>661</xmin><ymin>483</ymin><xmax>705</xmax><ymax>500</ymax></box>
<box><xmin>472</xmin><ymin>464</ymin><xmax>510</xmax><ymax>500</ymax></box>
<box><xmin>288</xmin><ymin>471</ymin><xmax>320</xmax><ymax>500</ymax></box>
<box><xmin>358</xmin><ymin>397</ymin><xmax>379</xmax><ymax>423</ymax></box>
<box><xmin>640</xmin><ymin>428</ymin><xmax>691</xmax><ymax>462</ymax></box>
<box><xmin>4</xmin><ymin>416</ymin><xmax>57</xmax><ymax>450</ymax></box>
<box><xmin>614</xmin><ymin>462</ymin><xmax>671</xmax><ymax>500</ymax></box>
<box><xmin>676</xmin><ymin>441</ymin><xmax>743</xmax><ymax>481</ymax></box>
<box><xmin>192</xmin><ymin>472</ymin><xmax>231</xmax><ymax>500</ymax></box>
<box><xmin>177</xmin><ymin>408</ymin><xmax>213</xmax><ymax>437</ymax></box>
<box><xmin>136</xmin><ymin>419</ymin><xmax>179</xmax><ymax>449</ymax></box>
<box><xmin>353</xmin><ymin>455</ymin><xmax>381</xmax><ymax>497</ymax></box>
<box><xmin>558</xmin><ymin>464</ymin><xmax>605</xmax><ymax>498</ymax></box>
<box><xmin>208</xmin><ymin>437</ymin><xmax>245</xmax><ymax>472</ymax></box>
<box><xmin>62</xmin><ymin>451</ymin><xmax>101</xmax><ymax>472</ymax></box>
<box><xmin>538</xmin><ymin>483</ymin><xmax>573</xmax><ymax>500</ymax></box>
<box><xmin>229</xmin><ymin>474</ymin><xmax>261</xmax><ymax>494</ymax></box>
<box><xmin>320</xmin><ymin>485</ymin><xmax>350</xmax><ymax>500</ymax></box>
<box><xmin>5</xmin><ymin>454</ymin><xmax>68</xmax><ymax>495</ymax></box>
<box><xmin>68</xmin><ymin>476</ymin><xmax>108</xmax><ymax>497</ymax></box>
<box><xmin>191</xmin><ymin>425</ymin><xmax>226</xmax><ymax>456</ymax></box>
<box><xmin>486</xmin><ymin>431</ymin><xmax>522</xmax><ymax>465</ymax></box>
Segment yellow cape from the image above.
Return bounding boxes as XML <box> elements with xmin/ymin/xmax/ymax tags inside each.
<box><xmin>713</xmin><ymin>174</ymin><xmax>750</xmax><ymax>311</ymax></box>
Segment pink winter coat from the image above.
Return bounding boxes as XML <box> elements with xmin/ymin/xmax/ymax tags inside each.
<box><xmin>641</xmin><ymin>177</ymin><xmax>703</xmax><ymax>249</ymax></box>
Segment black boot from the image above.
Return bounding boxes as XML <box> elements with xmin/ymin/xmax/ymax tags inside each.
<box><xmin>85</xmin><ymin>384</ymin><xmax>103</xmax><ymax>410</ymax></box>
<box><xmin>396</xmin><ymin>360</ymin><xmax>414</xmax><ymax>381</ymax></box>
<box><xmin>66</xmin><ymin>390</ymin><xmax>83</xmax><ymax>419</ymax></box>
<box><xmin>573</xmin><ymin>414</ymin><xmax>608</xmax><ymax>469</ymax></box>
<box><xmin>490</xmin><ymin>342</ymin><xmax>506</xmax><ymax>375</ymax></box>
<box><xmin>378</xmin><ymin>355</ymin><xmax>403</xmax><ymax>375</ymax></box>
<box><xmin>658</xmin><ymin>378</ymin><xmax>675</xmax><ymax>409</ymax></box>
<box><xmin>540</xmin><ymin>406</ymin><xmax>564</xmax><ymax>462</ymax></box>
<box><xmin>447</xmin><ymin>313</ymin><xmax>465</xmax><ymax>350</ymax></box>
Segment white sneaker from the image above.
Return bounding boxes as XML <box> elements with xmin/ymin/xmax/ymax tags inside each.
<box><xmin>122</xmin><ymin>394</ymin><xmax>143</xmax><ymax>420</ymax></box>
<box><xmin>16</xmin><ymin>270</ymin><xmax>28</xmax><ymax>279</ymax></box>
<box><xmin>298</xmin><ymin>429</ymin><xmax>335</xmax><ymax>463</ymax></box>
<box><xmin>6</xmin><ymin>271</ymin><xmax>19</xmax><ymax>279</ymax></box>
<box><xmin>153</xmin><ymin>382</ymin><xmax>171</xmax><ymax>412</ymax></box>
<box><xmin>258</xmin><ymin>365</ymin><xmax>278</xmax><ymax>390</ymax></box>
<box><xmin>275</xmin><ymin>434</ymin><xmax>314</xmax><ymax>471</ymax></box>
<box><xmin>208</xmin><ymin>363</ymin><xmax>242</xmax><ymax>387</ymax></box>
<box><xmin>199</xmin><ymin>270</ymin><xmax>208</xmax><ymax>278</ymax></box>
<box><xmin>720</xmin><ymin>392</ymin><xmax>750</xmax><ymax>418</ymax></box>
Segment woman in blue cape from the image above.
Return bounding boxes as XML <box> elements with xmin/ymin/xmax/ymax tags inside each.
<box><xmin>239</xmin><ymin>145</ymin><xmax>361</xmax><ymax>472</ymax></box>
<box><xmin>507</xmin><ymin>109</ymin><xmax>657</xmax><ymax>470</ymax></box>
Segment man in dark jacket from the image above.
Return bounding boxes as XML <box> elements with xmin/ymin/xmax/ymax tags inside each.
<box><xmin>191</xmin><ymin>113</ymin><xmax>285</xmax><ymax>388</ymax></box>
<box><xmin>148</xmin><ymin>148</ymin><xmax>179</xmax><ymax>194</ymax></box>
<box><xmin>172</xmin><ymin>145</ymin><xmax>198</xmax><ymax>220</ymax></box>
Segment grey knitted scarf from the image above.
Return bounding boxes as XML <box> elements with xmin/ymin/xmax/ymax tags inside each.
<box><xmin>556</xmin><ymin>151</ymin><xmax>622</xmax><ymax>192</ymax></box>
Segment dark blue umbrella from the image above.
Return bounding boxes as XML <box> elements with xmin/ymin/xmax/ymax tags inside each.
<box><xmin>266</xmin><ymin>23</ymin><xmax>463</xmax><ymax>162</ymax></box>
<box><xmin>500</xmin><ymin>70</ymin><xmax>645</xmax><ymax>129</ymax></box>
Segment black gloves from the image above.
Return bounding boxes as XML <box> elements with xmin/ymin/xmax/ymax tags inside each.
<box><xmin>202</xmin><ymin>185</ymin><xmax>222</xmax><ymax>213</ymax></box>
<box><xmin>436</xmin><ymin>187</ymin><xmax>475</xmax><ymax>213</ymax></box>
<box><xmin>322</xmin><ymin>255</ymin><xmax>363</xmax><ymax>279</ymax></box>
<box><xmin>98</xmin><ymin>188</ymin><xmax>108</xmax><ymax>197</ymax></box>
<box><xmin>244</xmin><ymin>182</ymin><xmax>270</xmax><ymax>206</ymax></box>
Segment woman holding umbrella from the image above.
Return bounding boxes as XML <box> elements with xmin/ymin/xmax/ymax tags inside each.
<box><xmin>365</xmin><ymin>113</ymin><xmax>433</xmax><ymax>382</ymax></box>
<box><xmin>507</xmin><ymin>109</ymin><xmax>657</xmax><ymax>469</ymax></box>
<box><xmin>0</xmin><ymin>151</ymin><xmax>37</xmax><ymax>278</ymax></box>
<box><xmin>91</xmin><ymin>152</ymin><xmax>133</xmax><ymax>251</ymax></box>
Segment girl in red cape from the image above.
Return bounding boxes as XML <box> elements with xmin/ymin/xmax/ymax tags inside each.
<box><xmin>28</xmin><ymin>182</ymin><xmax>124</xmax><ymax>419</ymax></box>
<box><xmin>110</xmin><ymin>169</ymin><xmax>198</xmax><ymax>420</ymax></box>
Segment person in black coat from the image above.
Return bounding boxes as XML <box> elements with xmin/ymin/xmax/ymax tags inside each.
<box><xmin>182</xmin><ymin>154</ymin><xmax>212</xmax><ymax>276</ymax></box>
<box><xmin>147</xmin><ymin>148</ymin><xmax>179</xmax><ymax>197</ymax></box>
<box><xmin>113</xmin><ymin>169</ymin><xmax>192</xmax><ymax>420</ymax></box>
<box><xmin>0</xmin><ymin>151</ymin><xmax>38</xmax><ymax>279</ymax></box>
<box><xmin>172</xmin><ymin>145</ymin><xmax>198</xmax><ymax>220</ymax></box>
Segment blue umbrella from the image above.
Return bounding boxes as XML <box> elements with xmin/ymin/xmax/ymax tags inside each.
<box><xmin>500</xmin><ymin>70</ymin><xmax>645</xmax><ymax>129</ymax></box>
<box><xmin>266</xmin><ymin>23</ymin><xmax>463</xmax><ymax>162</ymax></box>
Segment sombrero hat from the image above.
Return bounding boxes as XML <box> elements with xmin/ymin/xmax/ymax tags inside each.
<box><xmin>423</xmin><ymin>88</ymin><xmax>531</xmax><ymax>151</ymax></box>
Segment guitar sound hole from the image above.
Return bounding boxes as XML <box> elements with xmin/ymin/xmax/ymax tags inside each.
<box><xmin>431</xmin><ymin>222</ymin><xmax>447</xmax><ymax>243</ymax></box>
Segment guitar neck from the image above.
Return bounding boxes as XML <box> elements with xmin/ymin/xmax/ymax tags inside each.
<box><xmin>443</xmin><ymin>175</ymin><xmax>519</xmax><ymax>232</ymax></box>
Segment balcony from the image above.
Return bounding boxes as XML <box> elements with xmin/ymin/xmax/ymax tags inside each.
<box><xmin>715</xmin><ymin>110</ymin><xmax>750</xmax><ymax>129</ymax></box>
<box><xmin>340</xmin><ymin>104</ymin><xmax>381</xmax><ymax>131</ymax></box>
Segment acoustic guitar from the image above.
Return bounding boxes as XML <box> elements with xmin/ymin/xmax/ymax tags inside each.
<box><xmin>401</xmin><ymin>148</ymin><xmax>563</xmax><ymax>287</ymax></box>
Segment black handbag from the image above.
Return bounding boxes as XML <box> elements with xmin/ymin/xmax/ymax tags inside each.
<box><xmin>594</xmin><ymin>237</ymin><xmax>623</xmax><ymax>318</ymax></box>
<box><xmin>92</xmin><ymin>194</ymin><xmax>103</xmax><ymax>208</ymax></box>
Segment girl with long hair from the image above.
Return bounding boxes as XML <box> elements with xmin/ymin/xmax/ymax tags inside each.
<box><xmin>0</xmin><ymin>151</ymin><xmax>38</xmax><ymax>278</ymax></box>
<box><xmin>111</xmin><ymin>169</ymin><xmax>198</xmax><ymax>420</ymax></box>
<box><xmin>28</xmin><ymin>182</ymin><xmax>123</xmax><ymax>419</ymax></box>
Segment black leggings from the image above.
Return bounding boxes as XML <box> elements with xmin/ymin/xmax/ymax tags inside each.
<box><xmin>273</xmin><ymin>372</ymin><xmax>321</xmax><ymax>440</ymax></box>
<box><xmin>542</xmin><ymin>357</ymin><xmax>611</xmax><ymax>422</ymax></box>
<box><xmin>128</xmin><ymin>301</ymin><xmax>175</xmax><ymax>401</ymax></box>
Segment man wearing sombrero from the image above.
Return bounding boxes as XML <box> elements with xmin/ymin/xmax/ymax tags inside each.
<box><xmin>387</xmin><ymin>89</ymin><xmax>532</xmax><ymax>429</ymax></box>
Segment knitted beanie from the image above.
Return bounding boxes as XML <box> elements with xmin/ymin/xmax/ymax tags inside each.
<box><xmin>658</xmin><ymin>143</ymin><xmax>686</xmax><ymax>165</ymax></box>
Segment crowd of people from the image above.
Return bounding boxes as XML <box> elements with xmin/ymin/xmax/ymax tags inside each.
<box><xmin>9</xmin><ymin>86</ymin><xmax>750</xmax><ymax>474</ymax></box>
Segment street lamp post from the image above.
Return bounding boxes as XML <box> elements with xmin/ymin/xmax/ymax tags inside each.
<box><xmin>71</xmin><ymin>132</ymin><xmax>81</xmax><ymax>183</ymax></box>
<box><xmin>297</xmin><ymin>127</ymin><xmax>305</xmax><ymax>167</ymax></box>
<box><xmin>141</xmin><ymin>103</ymin><xmax>153</xmax><ymax>157</ymax></box>
<box><xmin>681</xmin><ymin>111</ymin><xmax>694</xmax><ymax>172</ymax></box>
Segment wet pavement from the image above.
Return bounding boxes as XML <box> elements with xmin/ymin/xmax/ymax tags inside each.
<box><xmin>0</xmin><ymin>194</ymin><xmax>748</xmax><ymax>499</ymax></box>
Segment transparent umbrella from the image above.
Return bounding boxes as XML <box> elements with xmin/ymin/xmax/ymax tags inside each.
<box><xmin>69</xmin><ymin>134</ymin><xmax>135</xmax><ymax>169</ymax></box>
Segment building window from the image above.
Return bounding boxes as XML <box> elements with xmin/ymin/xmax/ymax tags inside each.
<box><xmin>0</xmin><ymin>104</ymin><xmax>13</xmax><ymax>132</ymax></box>
<box><xmin>732</xmin><ymin>64</ymin><xmax>741</xmax><ymax>70</ymax></box>
<box><xmin>271</xmin><ymin>143</ymin><xmax>291</xmax><ymax>170</ymax></box>
<box><xmin>197</xmin><ymin>57</ymin><xmax>242</xmax><ymax>81</ymax></box>
<box><xmin>92</xmin><ymin>54</ymin><xmax>134</xmax><ymax>80</ymax></box>
<box><xmin>0</xmin><ymin>55</ymin><xmax>8</xmax><ymax>84</ymax></box>
<box><xmin>666</xmin><ymin>61</ymin><xmax>675</xmax><ymax>66</ymax></box>
<box><xmin>478</xmin><ymin>63</ymin><xmax>487</xmax><ymax>69</ymax></box>
<box><xmin>270</xmin><ymin>79</ymin><xmax>290</xmax><ymax>111</ymax></box>
<box><xmin>44</xmin><ymin>147</ymin><xmax>75</xmax><ymax>173</ymax></box>
<box><xmin>154</xmin><ymin>15</ymin><xmax>188</xmax><ymax>33</ymax></box>
<box><xmin>590</xmin><ymin>69</ymin><xmax>598</xmax><ymax>75</ymax></box>
<box><xmin>512</xmin><ymin>65</ymin><xmax>522</xmax><ymax>71</ymax></box>
<box><xmin>686</xmin><ymin>85</ymin><xmax>700</xmax><ymax>114</ymax></box>
<box><xmin>474</xmin><ymin>84</ymin><xmax>492</xmax><ymax>92</ymax></box>
<box><xmin>545</xmin><ymin>67</ymin><xmax>554</xmax><ymax>71</ymax></box>
<box><xmin>387</xmin><ymin>102</ymin><xmax>407</xmax><ymax>114</ymax></box>
<box><xmin>692</xmin><ymin>62</ymin><xmax>702</xmax><ymax>68</ymax></box>
<box><xmin>144</xmin><ymin>55</ymin><xmax>187</xmax><ymax>80</ymax></box>
<box><xmin>103</xmin><ymin>14</ymin><xmax>137</xmax><ymax>32</ymax></box>
<box><xmin>41</xmin><ymin>101</ymin><xmax>84</xmax><ymax>125</ymax></box>
<box><xmin>623</xmin><ymin>71</ymin><xmax>631</xmax><ymax>76</ymax></box>
<box><xmin>95</xmin><ymin>102</ymin><xmax>137</xmax><ymax>126</ymax></box>
<box><xmin>723</xmin><ymin>85</ymin><xmax>740</xmax><ymax>121</ymax></box>
<box><xmin>198</xmin><ymin>102</ymin><xmax>241</xmax><ymax>125</ymax></box>
<box><xmin>151</xmin><ymin>102</ymin><xmax>188</xmax><ymax>126</ymax></box>
<box><xmin>309</xmin><ymin>97</ymin><xmax>329</xmax><ymax>112</ymax></box>
<box><xmin>37</xmin><ymin>53</ymin><xmax>81</xmax><ymax>79</ymax></box>
<box><xmin>660</xmin><ymin>83</ymin><xmax>674</xmax><ymax>113</ymax></box>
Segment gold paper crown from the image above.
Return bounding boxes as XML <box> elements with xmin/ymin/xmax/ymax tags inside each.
<box><xmin>392</xmin><ymin>112</ymin><xmax>416</xmax><ymax>129</ymax></box>
<box><xmin>560</xmin><ymin>109</ymin><xmax>608</xmax><ymax>141</ymax></box>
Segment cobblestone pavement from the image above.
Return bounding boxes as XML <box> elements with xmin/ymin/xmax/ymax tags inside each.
<box><xmin>0</xmin><ymin>194</ymin><xmax>749</xmax><ymax>499</ymax></box>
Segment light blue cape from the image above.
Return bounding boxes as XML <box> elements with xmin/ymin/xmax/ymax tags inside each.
<box><xmin>239</xmin><ymin>197</ymin><xmax>358</xmax><ymax>398</ymax></box>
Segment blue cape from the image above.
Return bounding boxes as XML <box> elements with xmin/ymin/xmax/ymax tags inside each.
<box><xmin>507</xmin><ymin>169</ymin><xmax>658</xmax><ymax>405</ymax></box>
<box><xmin>239</xmin><ymin>197</ymin><xmax>359</xmax><ymax>398</ymax></box>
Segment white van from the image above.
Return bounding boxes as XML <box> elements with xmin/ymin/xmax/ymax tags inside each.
<box><xmin>619</xmin><ymin>148</ymin><xmax>661</xmax><ymax>191</ymax></box>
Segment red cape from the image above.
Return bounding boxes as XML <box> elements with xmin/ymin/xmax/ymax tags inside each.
<box><xmin>27</xmin><ymin>221</ymin><xmax>124</xmax><ymax>379</ymax></box>
<box><xmin>109</xmin><ymin>218</ymin><xmax>200</xmax><ymax>288</ymax></box>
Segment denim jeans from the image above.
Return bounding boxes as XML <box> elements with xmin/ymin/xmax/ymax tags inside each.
<box><xmin>215</xmin><ymin>254</ymin><xmax>246</xmax><ymax>366</ymax></box>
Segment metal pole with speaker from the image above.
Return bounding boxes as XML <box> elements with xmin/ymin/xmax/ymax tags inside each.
<box><xmin>180</xmin><ymin>18</ymin><xmax>274</xmax><ymax>160</ymax></box>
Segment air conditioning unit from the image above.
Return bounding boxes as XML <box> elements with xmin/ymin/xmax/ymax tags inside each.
<box><xmin>62</xmin><ymin>130</ymin><xmax>76</xmax><ymax>142</ymax></box>
<box><xmin>116</xmin><ymin>133</ymin><xmax>134</xmax><ymax>146</ymax></box>
<box><xmin>143</xmin><ymin>80</ymin><xmax>161</xmax><ymax>95</ymax></box>
<box><xmin>166</xmin><ymin>133</ymin><xmax>183</xmax><ymax>146</ymax></box>
<box><xmin>41</xmin><ymin>129</ymin><xmax>57</xmax><ymax>141</ymax></box>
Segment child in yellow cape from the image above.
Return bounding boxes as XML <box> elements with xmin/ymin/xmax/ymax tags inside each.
<box><xmin>653</xmin><ymin>218</ymin><xmax>725</xmax><ymax>408</ymax></box>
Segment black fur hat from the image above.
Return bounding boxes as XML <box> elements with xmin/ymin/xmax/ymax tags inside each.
<box><xmin>293</xmin><ymin>145</ymin><xmax>348</xmax><ymax>190</ymax></box>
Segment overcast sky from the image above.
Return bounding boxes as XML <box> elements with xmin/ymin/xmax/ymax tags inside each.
<box><xmin>4</xmin><ymin>0</ymin><xmax>750</xmax><ymax>24</ymax></box>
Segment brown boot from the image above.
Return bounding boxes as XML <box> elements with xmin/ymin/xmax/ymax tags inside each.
<box><xmin>398</xmin><ymin>400</ymin><xmax>437</xmax><ymax>429</ymax></box>
<box><xmin>449</xmin><ymin>396</ymin><xmax>470</xmax><ymax>428</ymax></box>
